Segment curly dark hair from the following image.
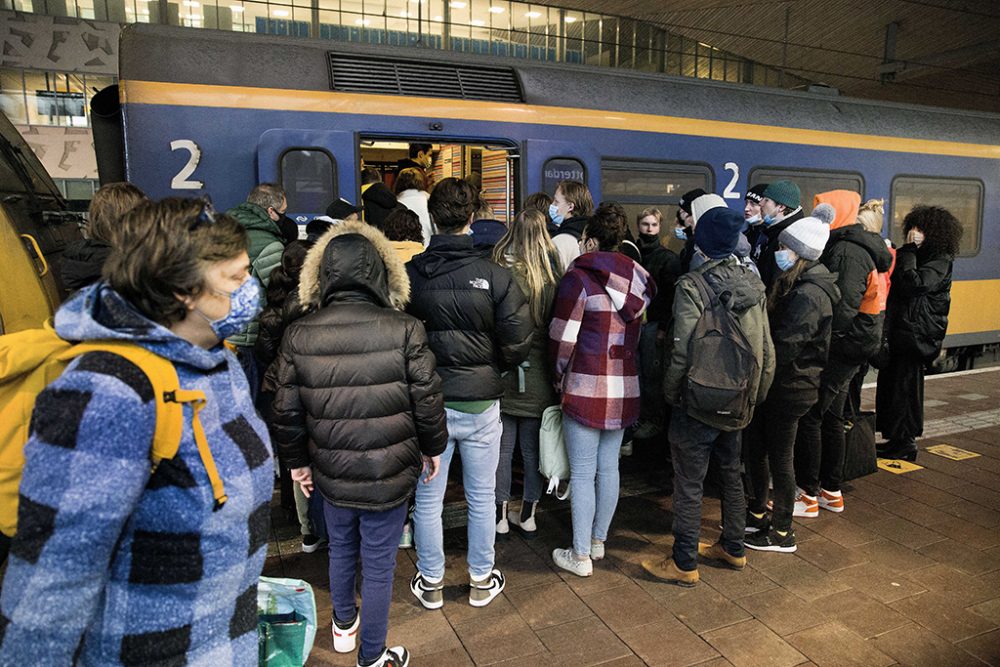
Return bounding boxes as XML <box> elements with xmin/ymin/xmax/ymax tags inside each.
<box><xmin>266</xmin><ymin>240</ymin><xmax>312</xmax><ymax>309</ymax></box>
<box><xmin>585</xmin><ymin>201</ymin><xmax>627</xmax><ymax>251</ymax></box>
<box><xmin>902</xmin><ymin>205</ymin><xmax>963</xmax><ymax>257</ymax></box>
<box><xmin>428</xmin><ymin>177</ymin><xmax>477</xmax><ymax>232</ymax></box>
<box><xmin>383</xmin><ymin>206</ymin><xmax>424</xmax><ymax>243</ymax></box>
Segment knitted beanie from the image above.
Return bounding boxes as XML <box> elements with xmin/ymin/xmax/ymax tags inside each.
<box><xmin>778</xmin><ymin>216</ymin><xmax>830</xmax><ymax>261</ymax></box>
<box><xmin>694</xmin><ymin>206</ymin><xmax>745</xmax><ymax>259</ymax></box>
<box><xmin>812</xmin><ymin>203</ymin><xmax>836</xmax><ymax>226</ymax></box>
<box><xmin>745</xmin><ymin>183</ymin><xmax>768</xmax><ymax>204</ymax></box>
<box><xmin>691</xmin><ymin>193</ymin><xmax>727</xmax><ymax>225</ymax></box>
<box><xmin>762</xmin><ymin>180</ymin><xmax>801</xmax><ymax>209</ymax></box>
<box><xmin>677</xmin><ymin>188</ymin><xmax>707</xmax><ymax>215</ymax></box>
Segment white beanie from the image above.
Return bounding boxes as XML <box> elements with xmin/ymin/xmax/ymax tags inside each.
<box><xmin>691</xmin><ymin>193</ymin><xmax>728</xmax><ymax>225</ymax></box>
<box><xmin>779</xmin><ymin>217</ymin><xmax>829</xmax><ymax>261</ymax></box>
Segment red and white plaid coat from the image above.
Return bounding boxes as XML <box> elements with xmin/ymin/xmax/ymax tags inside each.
<box><xmin>549</xmin><ymin>251</ymin><xmax>655</xmax><ymax>430</ymax></box>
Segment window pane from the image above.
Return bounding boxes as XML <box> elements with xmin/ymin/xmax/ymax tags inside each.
<box><xmin>890</xmin><ymin>177</ymin><xmax>982</xmax><ymax>256</ymax></box>
<box><xmin>281</xmin><ymin>149</ymin><xmax>337</xmax><ymax>215</ymax></box>
<box><xmin>0</xmin><ymin>69</ymin><xmax>27</xmax><ymax>125</ymax></box>
<box><xmin>65</xmin><ymin>179</ymin><xmax>98</xmax><ymax>200</ymax></box>
<box><xmin>602</xmin><ymin>160</ymin><xmax>712</xmax><ymax>239</ymax></box>
<box><xmin>542</xmin><ymin>157</ymin><xmax>584</xmax><ymax>195</ymax></box>
<box><xmin>748</xmin><ymin>168</ymin><xmax>864</xmax><ymax>219</ymax></box>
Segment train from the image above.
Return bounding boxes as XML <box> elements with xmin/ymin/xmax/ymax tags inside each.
<box><xmin>10</xmin><ymin>21</ymin><xmax>1000</xmax><ymax>368</ymax></box>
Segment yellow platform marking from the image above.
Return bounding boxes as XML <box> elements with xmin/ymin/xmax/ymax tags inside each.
<box><xmin>877</xmin><ymin>458</ymin><xmax>924</xmax><ymax>474</ymax></box>
<box><xmin>119</xmin><ymin>80</ymin><xmax>1000</xmax><ymax>160</ymax></box>
<box><xmin>925</xmin><ymin>444</ymin><xmax>981</xmax><ymax>461</ymax></box>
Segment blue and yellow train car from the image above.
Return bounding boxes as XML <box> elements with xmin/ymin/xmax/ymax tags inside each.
<box><xmin>109</xmin><ymin>24</ymin><xmax>1000</xmax><ymax>365</ymax></box>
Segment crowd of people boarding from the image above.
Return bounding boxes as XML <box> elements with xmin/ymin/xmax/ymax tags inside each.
<box><xmin>0</xmin><ymin>144</ymin><xmax>963</xmax><ymax>666</ymax></box>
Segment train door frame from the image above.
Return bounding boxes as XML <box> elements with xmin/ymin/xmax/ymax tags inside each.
<box><xmin>258</xmin><ymin>129</ymin><xmax>357</xmax><ymax>222</ymax></box>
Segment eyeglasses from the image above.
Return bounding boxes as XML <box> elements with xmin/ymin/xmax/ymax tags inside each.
<box><xmin>190</xmin><ymin>199</ymin><xmax>218</xmax><ymax>231</ymax></box>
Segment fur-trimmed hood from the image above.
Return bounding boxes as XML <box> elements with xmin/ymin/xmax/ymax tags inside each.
<box><xmin>298</xmin><ymin>220</ymin><xmax>410</xmax><ymax>310</ymax></box>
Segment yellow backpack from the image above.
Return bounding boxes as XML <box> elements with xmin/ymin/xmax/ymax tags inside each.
<box><xmin>0</xmin><ymin>321</ymin><xmax>227</xmax><ymax>539</ymax></box>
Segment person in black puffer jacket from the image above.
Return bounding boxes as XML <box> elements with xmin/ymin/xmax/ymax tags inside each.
<box><xmin>271</xmin><ymin>220</ymin><xmax>448</xmax><ymax>667</ymax></box>
<box><xmin>793</xmin><ymin>190</ymin><xmax>893</xmax><ymax>516</ymax></box>
<box><xmin>876</xmin><ymin>206</ymin><xmax>961</xmax><ymax>461</ymax></box>
<box><xmin>406</xmin><ymin>177</ymin><xmax>532</xmax><ymax>611</ymax></box>
<box><xmin>61</xmin><ymin>182</ymin><xmax>146</xmax><ymax>293</ymax></box>
<box><xmin>744</xmin><ymin>217</ymin><xmax>839</xmax><ymax>554</ymax></box>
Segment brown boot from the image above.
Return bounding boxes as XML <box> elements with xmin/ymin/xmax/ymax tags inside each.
<box><xmin>698</xmin><ymin>542</ymin><xmax>746</xmax><ymax>571</ymax></box>
<box><xmin>641</xmin><ymin>557</ymin><xmax>699</xmax><ymax>587</ymax></box>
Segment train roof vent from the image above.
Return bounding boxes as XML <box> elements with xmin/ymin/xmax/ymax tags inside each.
<box><xmin>328</xmin><ymin>53</ymin><xmax>523</xmax><ymax>103</ymax></box>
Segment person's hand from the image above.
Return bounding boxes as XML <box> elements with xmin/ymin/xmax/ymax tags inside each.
<box><xmin>421</xmin><ymin>455</ymin><xmax>441</xmax><ymax>483</ymax></box>
<box><xmin>906</xmin><ymin>228</ymin><xmax>925</xmax><ymax>247</ymax></box>
<box><xmin>291</xmin><ymin>466</ymin><xmax>314</xmax><ymax>498</ymax></box>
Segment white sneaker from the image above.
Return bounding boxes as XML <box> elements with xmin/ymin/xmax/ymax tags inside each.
<box><xmin>620</xmin><ymin>440</ymin><xmax>634</xmax><ymax>457</ymax></box>
<box><xmin>552</xmin><ymin>548</ymin><xmax>593</xmax><ymax>577</ymax></box>
<box><xmin>793</xmin><ymin>488</ymin><xmax>819</xmax><ymax>518</ymax></box>
<box><xmin>496</xmin><ymin>501</ymin><xmax>510</xmax><ymax>535</ymax></box>
<box><xmin>358</xmin><ymin>645</ymin><xmax>409</xmax><ymax>667</ymax></box>
<box><xmin>508</xmin><ymin>501</ymin><xmax>538</xmax><ymax>535</ymax></box>
<box><xmin>590</xmin><ymin>540</ymin><xmax>605</xmax><ymax>560</ymax></box>
<box><xmin>469</xmin><ymin>569</ymin><xmax>506</xmax><ymax>607</ymax></box>
<box><xmin>333</xmin><ymin>611</ymin><xmax>359</xmax><ymax>653</ymax></box>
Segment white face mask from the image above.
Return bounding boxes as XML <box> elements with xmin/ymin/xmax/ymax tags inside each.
<box><xmin>909</xmin><ymin>230</ymin><xmax>925</xmax><ymax>246</ymax></box>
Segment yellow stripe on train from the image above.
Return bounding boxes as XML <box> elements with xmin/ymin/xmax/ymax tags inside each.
<box><xmin>119</xmin><ymin>80</ymin><xmax>1000</xmax><ymax>160</ymax></box>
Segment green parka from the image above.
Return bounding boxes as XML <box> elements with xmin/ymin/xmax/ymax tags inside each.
<box><xmin>226</xmin><ymin>202</ymin><xmax>286</xmax><ymax>347</ymax></box>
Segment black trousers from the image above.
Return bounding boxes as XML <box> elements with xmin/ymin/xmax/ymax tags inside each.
<box><xmin>746</xmin><ymin>392</ymin><xmax>817</xmax><ymax>532</ymax></box>
<box><xmin>794</xmin><ymin>358</ymin><xmax>859</xmax><ymax>496</ymax></box>
<box><xmin>875</xmin><ymin>351</ymin><xmax>925</xmax><ymax>442</ymax></box>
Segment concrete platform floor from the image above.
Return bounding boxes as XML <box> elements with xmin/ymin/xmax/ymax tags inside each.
<box><xmin>264</xmin><ymin>368</ymin><xmax>1000</xmax><ymax>666</ymax></box>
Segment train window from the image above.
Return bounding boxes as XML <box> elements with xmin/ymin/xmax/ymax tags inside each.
<box><xmin>601</xmin><ymin>159</ymin><xmax>712</xmax><ymax>240</ymax></box>
<box><xmin>279</xmin><ymin>149</ymin><xmax>337</xmax><ymax>215</ymax></box>
<box><xmin>543</xmin><ymin>158</ymin><xmax>586</xmax><ymax>195</ymax></box>
<box><xmin>890</xmin><ymin>176</ymin><xmax>982</xmax><ymax>256</ymax></box>
<box><xmin>748</xmin><ymin>168</ymin><xmax>864</xmax><ymax>214</ymax></box>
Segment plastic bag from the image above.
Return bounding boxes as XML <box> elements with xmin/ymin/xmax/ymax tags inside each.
<box><xmin>257</xmin><ymin>576</ymin><xmax>317</xmax><ymax>667</ymax></box>
<box><xmin>539</xmin><ymin>405</ymin><xmax>570</xmax><ymax>500</ymax></box>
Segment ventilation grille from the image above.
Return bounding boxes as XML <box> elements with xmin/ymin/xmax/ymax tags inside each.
<box><xmin>328</xmin><ymin>54</ymin><xmax>523</xmax><ymax>103</ymax></box>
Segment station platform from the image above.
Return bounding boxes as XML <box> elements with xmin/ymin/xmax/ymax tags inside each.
<box><xmin>264</xmin><ymin>366</ymin><xmax>1000</xmax><ymax>666</ymax></box>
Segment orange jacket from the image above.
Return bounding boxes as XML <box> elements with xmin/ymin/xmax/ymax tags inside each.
<box><xmin>814</xmin><ymin>190</ymin><xmax>861</xmax><ymax>230</ymax></box>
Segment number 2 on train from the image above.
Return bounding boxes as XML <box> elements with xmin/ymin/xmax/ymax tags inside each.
<box><xmin>722</xmin><ymin>162</ymin><xmax>740</xmax><ymax>199</ymax></box>
<box><xmin>170</xmin><ymin>139</ymin><xmax>204</xmax><ymax>190</ymax></box>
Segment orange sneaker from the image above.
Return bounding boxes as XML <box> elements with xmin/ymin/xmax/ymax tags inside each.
<box><xmin>818</xmin><ymin>488</ymin><xmax>844</xmax><ymax>513</ymax></box>
<box><xmin>793</xmin><ymin>488</ymin><xmax>818</xmax><ymax>518</ymax></box>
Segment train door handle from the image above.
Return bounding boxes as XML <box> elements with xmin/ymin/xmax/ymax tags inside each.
<box><xmin>20</xmin><ymin>233</ymin><xmax>49</xmax><ymax>277</ymax></box>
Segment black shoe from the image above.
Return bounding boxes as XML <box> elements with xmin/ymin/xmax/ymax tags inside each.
<box><xmin>876</xmin><ymin>439</ymin><xmax>917</xmax><ymax>462</ymax></box>
<box><xmin>745</xmin><ymin>510</ymin><xmax>769</xmax><ymax>534</ymax></box>
<box><xmin>745</xmin><ymin>528</ymin><xmax>797</xmax><ymax>553</ymax></box>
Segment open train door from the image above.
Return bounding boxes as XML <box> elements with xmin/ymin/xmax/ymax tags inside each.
<box><xmin>523</xmin><ymin>140</ymin><xmax>602</xmax><ymax>204</ymax></box>
<box><xmin>258</xmin><ymin>129</ymin><xmax>357</xmax><ymax>225</ymax></box>
<box><xmin>0</xmin><ymin>208</ymin><xmax>59</xmax><ymax>334</ymax></box>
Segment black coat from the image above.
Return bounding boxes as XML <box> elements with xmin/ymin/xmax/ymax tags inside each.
<box><xmin>272</xmin><ymin>221</ymin><xmax>448</xmax><ymax>511</ymax></box>
<box><xmin>887</xmin><ymin>243</ymin><xmax>954</xmax><ymax>361</ymax></box>
<box><xmin>362</xmin><ymin>182</ymin><xmax>398</xmax><ymax>229</ymax></box>
<box><xmin>821</xmin><ymin>224</ymin><xmax>894</xmax><ymax>363</ymax></box>
<box><xmin>61</xmin><ymin>238</ymin><xmax>111</xmax><ymax>293</ymax></box>
<box><xmin>406</xmin><ymin>234</ymin><xmax>532</xmax><ymax>401</ymax></box>
<box><xmin>636</xmin><ymin>233</ymin><xmax>682</xmax><ymax>325</ymax></box>
<box><xmin>757</xmin><ymin>208</ymin><xmax>804</xmax><ymax>288</ymax></box>
<box><xmin>551</xmin><ymin>215</ymin><xmax>588</xmax><ymax>241</ymax></box>
<box><xmin>768</xmin><ymin>262</ymin><xmax>840</xmax><ymax>398</ymax></box>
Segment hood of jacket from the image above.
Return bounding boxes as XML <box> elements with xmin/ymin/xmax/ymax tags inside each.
<box><xmin>814</xmin><ymin>190</ymin><xmax>861</xmax><ymax>230</ymax></box>
<box><xmin>362</xmin><ymin>181</ymin><xmax>398</xmax><ymax>210</ymax></box>
<box><xmin>299</xmin><ymin>220</ymin><xmax>410</xmax><ymax>311</ymax></box>
<box><xmin>54</xmin><ymin>281</ymin><xmax>228</xmax><ymax>370</ymax></box>
<box><xmin>61</xmin><ymin>238</ymin><xmax>112</xmax><ymax>291</ymax></box>
<box><xmin>798</xmin><ymin>261</ymin><xmax>841</xmax><ymax>303</ymax></box>
<box><xmin>552</xmin><ymin>214</ymin><xmax>589</xmax><ymax>240</ymax></box>
<box><xmin>408</xmin><ymin>233</ymin><xmax>484</xmax><ymax>279</ymax></box>
<box><xmin>828</xmin><ymin>224</ymin><xmax>894</xmax><ymax>272</ymax></box>
<box><xmin>700</xmin><ymin>257</ymin><xmax>766</xmax><ymax>314</ymax></box>
<box><xmin>571</xmin><ymin>251</ymin><xmax>653</xmax><ymax>322</ymax></box>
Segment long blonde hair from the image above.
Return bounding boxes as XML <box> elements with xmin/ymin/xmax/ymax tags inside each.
<box><xmin>857</xmin><ymin>198</ymin><xmax>885</xmax><ymax>235</ymax></box>
<box><xmin>493</xmin><ymin>209</ymin><xmax>564</xmax><ymax>327</ymax></box>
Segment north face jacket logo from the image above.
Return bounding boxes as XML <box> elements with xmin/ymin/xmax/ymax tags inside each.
<box><xmin>469</xmin><ymin>278</ymin><xmax>490</xmax><ymax>290</ymax></box>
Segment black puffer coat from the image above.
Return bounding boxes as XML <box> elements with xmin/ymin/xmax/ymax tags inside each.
<box><xmin>61</xmin><ymin>238</ymin><xmax>112</xmax><ymax>293</ymax></box>
<box><xmin>406</xmin><ymin>234</ymin><xmax>532</xmax><ymax>401</ymax></box>
<box><xmin>768</xmin><ymin>262</ymin><xmax>841</xmax><ymax>398</ymax></box>
<box><xmin>821</xmin><ymin>224</ymin><xmax>894</xmax><ymax>363</ymax></box>
<box><xmin>271</xmin><ymin>221</ymin><xmax>448</xmax><ymax>511</ymax></box>
<box><xmin>887</xmin><ymin>242</ymin><xmax>954</xmax><ymax>360</ymax></box>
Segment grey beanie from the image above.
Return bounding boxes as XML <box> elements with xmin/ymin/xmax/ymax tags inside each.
<box><xmin>778</xmin><ymin>216</ymin><xmax>830</xmax><ymax>261</ymax></box>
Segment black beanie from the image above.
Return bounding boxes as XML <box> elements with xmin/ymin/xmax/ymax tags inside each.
<box><xmin>677</xmin><ymin>188</ymin><xmax>707</xmax><ymax>215</ymax></box>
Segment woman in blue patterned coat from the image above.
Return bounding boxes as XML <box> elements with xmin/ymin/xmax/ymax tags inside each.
<box><xmin>0</xmin><ymin>199</ymin><xmax>274</xmax><ymax>666</ymax></box>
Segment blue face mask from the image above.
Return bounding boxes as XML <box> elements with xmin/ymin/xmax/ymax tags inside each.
<box><xmin>774</xmin><ymin>249</ymin><xmax>798</xmax><ymax>272</ymax></box>
<box><xmin>674</xmin><ymin>226</ymin><xmax>687</xmax><ymax>240</ymax></box>
<box><xmin>196</xmin><ymin>277</ymin><xmax>263</xmax><ymax>340</ymax></box>
<box><xmin>746</xmin><ymin>214</ymin><xmax>761</xmax><ymax>226</ymax></box>
<box><xmin>763</xmin><ymin>214</ymin><xmax>776</xmax><ymax>226</ymax></box>
<box><xmin>548</xmin><ymin>203</ymin><xmax>564</xmax><ymax>226</ymax></box>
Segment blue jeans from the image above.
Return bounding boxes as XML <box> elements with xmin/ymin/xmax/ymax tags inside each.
<box><xmin>414</xmin><ymin>401</ymin><xmax>502</xmax><ymax>580</ymax></box>
<box><xmin>323</xmin><ymin>500</ymin><xmax>407</xmax><ymax>664</ymax></box>
<box><xmin>669</xmin><ymin>410</ymin><xmax>745</xmax><ymax>571</ymax></box>
<box><xmin>496</xmin><ymin>415</ymin><xmax>543</xmax><ymax>504</ymax></box>
<box><xmin>563</xmin><ymin>415</ymin><xmax>624</xmax><ymax>557</ymax></box>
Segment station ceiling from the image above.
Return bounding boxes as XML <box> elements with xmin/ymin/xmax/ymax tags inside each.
<box><xmin>538</xmin><ymin>0</ymin><xmax>1000</xmax><ymax>114</ymax></box>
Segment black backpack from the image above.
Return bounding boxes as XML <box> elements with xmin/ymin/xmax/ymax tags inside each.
<box><xmin>683</xmin><ymin>271</ymin><xmax>760</xmax><ymax>432</ymax></box>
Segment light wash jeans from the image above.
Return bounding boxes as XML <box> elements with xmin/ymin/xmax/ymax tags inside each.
<box><xmin>414</xmin><ymin>401</ymin><xmax>502</xmax><ymax>580</ymax></box>
<box><xmin>563</xmin><ymin>415</ymin><xmax>624</xmax><ymax>557</ymax></box>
